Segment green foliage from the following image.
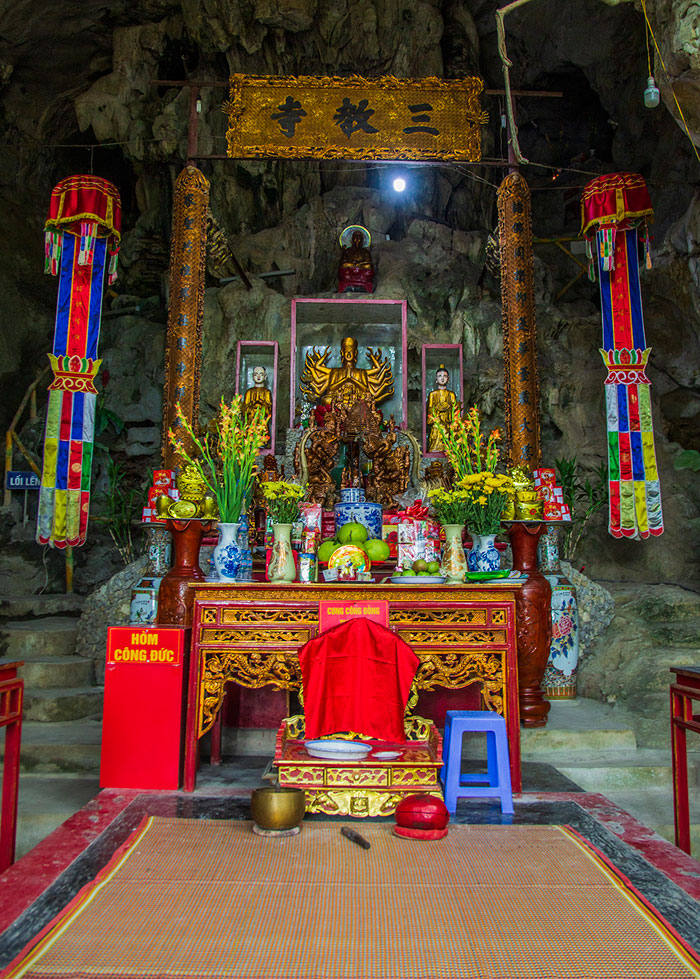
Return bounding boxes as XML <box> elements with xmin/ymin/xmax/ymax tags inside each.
<box><xmin>92</xmin><ymin>459</ymin><xmax>145</xmax><ymax>565</ymax></box>
<box><xmin>554</xmin><ymin>456</ymin><xmax>608</xmax><ymax>563</ymax></box>
<box><xmin>674</xmin><ymin>449</ymin><xmax>700</xmax><ymax>473</ymax></box>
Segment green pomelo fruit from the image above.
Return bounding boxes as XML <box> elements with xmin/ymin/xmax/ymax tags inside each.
<box><xmin>317</xmin><ymin>540</ymin><xmax>337</xmax><ymax>563</ymax></box>
<box><xmin>403</xmin><ymin>569</ymin><xmax>416</xmax><ymax>576</ymax></box>
<box><xmin>412</xmin><ymin>559</ymin><xmax>428</xmax><ymax>573</ymax></box>
<box><xmin>365</xmin><ymin>538</ymin><xmax>390</xmax><ymax>562</ymax></box>
<box><xmin>427</xmin><ymin>561</ymin><xmax>441</xmax><ymax>574</ymax></box>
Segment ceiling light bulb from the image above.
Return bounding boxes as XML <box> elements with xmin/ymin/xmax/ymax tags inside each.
<box><xmin>644</xmin><ymin>76</ymin><xmax>660</xmax><ymax>109</ymax></box>
<box><xmin>393</xmin><ymin>177</ymin><xmax>406</xmax><ymax>192</ymax></box>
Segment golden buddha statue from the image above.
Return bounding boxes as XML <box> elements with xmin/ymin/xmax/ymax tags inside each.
<box><xmin>243</xmin><ymin>365</ymin><xmax>273</xmax><ymax>435</ymax></box>
<box><xmin>300</xmin><ymin>336</ymin><xmax>394</xmax><ymax>409</ymax></box>
<box><xmin>426</xmin><ymin>365</ymin><xmax>458</xmax><ymax>452</ymax></box>
<box><xmin>340</xmin><ymin>228</ymin><xmax>373</xmax><ymax>270</ymax></box>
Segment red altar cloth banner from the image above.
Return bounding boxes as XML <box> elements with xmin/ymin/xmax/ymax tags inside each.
<box><xmin>45</xmin><ymin>174</ymin><xmax>122</xmax><ymax>241</ymax></box>
<box><xmin>580</xmin><ymin>172</ymin><xmax>653</xmax><ymax>237</ymax></box>
<box><xmin>299</xmin><ymin>617</ymin><xmax>418</xmax><ymax>742</ymax></box>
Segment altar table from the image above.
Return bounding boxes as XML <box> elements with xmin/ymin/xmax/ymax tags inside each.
<box><xmin>185</xmin><ymin>581</ymin><xmax>523</xmax><ymax>793</ymax></box>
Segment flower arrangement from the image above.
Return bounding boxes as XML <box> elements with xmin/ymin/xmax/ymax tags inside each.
<box><xmin>455</xmin><ymin>472</ymin><xmax>514</xmax><ymax>535</ymax></box>
<box><xmin>429</xmin><ymin>403</ymin><xmax>501</xmax><ymax>479</ymax></box>
<box><xmin>427</xmin><ymin>487</ymin><xmax>473</xmax><ymax>526</ymax></box>
<box><xmin>428</xmin><ymin>404</ymin><xmax>513</xmax><ymax>534</ymax></box>
<box><xmin>168</xmin><ymin>396</ymin><xmax>268</xmax><ymax>523</ymax></box>
<box><xmin>260</xmin><ymin>481</ymin><xmax>305</xmax><ymax>524</ymax></box>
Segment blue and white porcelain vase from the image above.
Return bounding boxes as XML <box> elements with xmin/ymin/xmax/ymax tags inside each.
<box><xmin>213</xmin><ymin>521</ymin><xmax>243</xmax><ymax>581</ymax></box>
<box><xmin>334</xmin><ymin>501</ymin><xmax>383</xmax><ymax>540</ymax></box>
<box><xmin>467</xmin><ymin>533</ymin><xmax>501</xmax><ymax>573</ymax></box>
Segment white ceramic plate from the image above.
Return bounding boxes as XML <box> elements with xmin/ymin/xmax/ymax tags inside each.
<box><xmin>390</xmin><ymin>575</ymin><xmax>446</xmax><ymax>584</ymax></box>
<box><xmin>305</xmin><ymin>740</ymin><xmax>372</xmax><ymax>760</ymax></box>
<box><xmin>373</xmin><ymin>750</ymin><xmax>400</xmax><ymax>760</ymax></box>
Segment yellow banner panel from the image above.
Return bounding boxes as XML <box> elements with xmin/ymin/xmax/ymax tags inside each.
<box><xmin>226</xmin><ymin>74</ymin><xmax>487</xmax><ymax>162</ymax></box>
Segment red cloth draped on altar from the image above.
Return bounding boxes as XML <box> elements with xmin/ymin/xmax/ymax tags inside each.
<box><xmin>299</xmin><ymin>618</ymin><xmax>418</xmax><ymax>741</ymax></box>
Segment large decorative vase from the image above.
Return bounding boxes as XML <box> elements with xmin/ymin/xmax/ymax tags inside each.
<box><xmin>539</xmin><ymin>525</ymin><xmax>580</xmax><ymax>700</ymax></box>
<box><xmin>157</xmin><ymin>519</ymin><xmax>214</xmax><ymax>627</ymax></box>
<box><xmin>440</xmin><ymin>524</ymin><xmax>467</xmax><ymax>584</ymax></box>
<box><xmin>506</xmin><ymin>521</ymin><xmax>552</xmax><ymax>727</ymax></box>
<box><xmin>129</xmin><ymin>524</ymin><xmax>172</xmax><ymax>625</ymax></box>
<box><xmin>334</xmin><ymin>501</ymin><xmax>383</xmax><ymax>540</ymax></box>
<box><xmin>269</xmin><ymin>523</ymin><xmax>296</xmax><ymax>582</ymax></box>
<box><xmin>467</xmin><ymin>533</ymin><xmax>501</xmax><ymax>573</ymax></box>
<box><xmin>213</xmin><ymin>522</ymin><xmax>243</xmax><ymax>581</ymax></box>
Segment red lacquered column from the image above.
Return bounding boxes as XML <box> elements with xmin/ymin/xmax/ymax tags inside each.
<box><xmin>506</xmin><ymin>521</ymin><xmax>552</xmax><ymax>727</ymax></box>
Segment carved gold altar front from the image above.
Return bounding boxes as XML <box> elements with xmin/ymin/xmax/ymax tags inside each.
<box><xmin>185</xmin><ymin>582</ymin><xmax>522</xmax><ymax>796</ymax></box>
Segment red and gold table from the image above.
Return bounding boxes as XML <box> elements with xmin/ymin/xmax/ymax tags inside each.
<box><xmin>185</xmin><ymin>581</ymin><xmax>523</xmax><ymax>795</ymax></box>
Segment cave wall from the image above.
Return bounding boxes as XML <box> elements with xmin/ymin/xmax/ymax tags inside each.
<box><xmin>0</xmin><ymin>0</ymin><xmax>699</xmax><ymax>594</ymax></box>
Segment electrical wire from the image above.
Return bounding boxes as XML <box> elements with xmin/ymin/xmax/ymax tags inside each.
<box><xmin>639</xmin><ymin>0</ymin><xmax>700</xmax><ymax>166</ymax></box>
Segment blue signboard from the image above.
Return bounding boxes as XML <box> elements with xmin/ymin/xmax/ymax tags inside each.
<box><xmin>6</xmin><ymin>471</ymin><xmax>40</xmax><ymax>490</ymax></box>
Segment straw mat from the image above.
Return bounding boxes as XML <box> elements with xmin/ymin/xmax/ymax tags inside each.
<box><xmin>4</xmin><ymin>818</ymin><xmax>700</xmax><ymax>979</ymax></box>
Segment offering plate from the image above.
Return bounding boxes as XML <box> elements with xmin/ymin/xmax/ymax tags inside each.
<box><xmin>305</xmin><ymin>739</ymin><xmax>372</xmax><ymax>761</ymax></box>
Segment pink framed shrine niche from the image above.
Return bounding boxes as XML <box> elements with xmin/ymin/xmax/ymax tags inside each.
<box><xmin>235</xmin><ymin>340</ymin><xmax>279</xmax><ymax>455</ymax></box>
<box><xmin>290</xmin><ymin>298</ymin><xmax>408</xmax><ymax>428</ymax></box>
<box><xmin>422</xmin><ymin>343</ymin><xmax>464</xmax><ymax>457</ymax></box>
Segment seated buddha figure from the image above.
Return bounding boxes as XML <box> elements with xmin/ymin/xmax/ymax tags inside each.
<box><xmin>338</xmin><ymin>225</ymin><xmax>375</xmax><ymax>293</ymax></box>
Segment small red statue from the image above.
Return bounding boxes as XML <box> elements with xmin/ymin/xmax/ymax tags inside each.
<box><xmin>338</xmin><ymin>224</ymin><xmax>374</xmax><ymax>293</ymax></box>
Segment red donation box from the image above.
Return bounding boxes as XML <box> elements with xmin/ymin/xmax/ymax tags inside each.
<box><xmin>101</xmin><ymin>626</ymin><xmax>188</xmax><ymax>790</ymax></box>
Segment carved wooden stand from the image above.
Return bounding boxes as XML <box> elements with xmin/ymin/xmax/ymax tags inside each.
<box><xmin>157</xmin><ymin>519</ymin><xmax>214</xmax><ymax>628</ymax></box>
<box><xmin>506</xmin><ymin>521</ymin><xmax>552</xmax><ymax>727</ymax></box>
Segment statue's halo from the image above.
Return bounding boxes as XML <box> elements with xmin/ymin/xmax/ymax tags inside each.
<box><xmin>339</xmin><ymin>224</ymin><xmax>371</xmax><ymax>249</ymax></box>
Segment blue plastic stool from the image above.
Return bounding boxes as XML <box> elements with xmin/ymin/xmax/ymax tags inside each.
<box><xmin>440</xmin><ymin>710</ymin><xmax>514</xmax><ymax>814</ymax></box>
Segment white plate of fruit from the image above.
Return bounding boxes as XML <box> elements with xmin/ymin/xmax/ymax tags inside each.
<box><xmin>390</xmin><ymin>559</ymin><xmax>445</xmax><ymax>584</ymax></box>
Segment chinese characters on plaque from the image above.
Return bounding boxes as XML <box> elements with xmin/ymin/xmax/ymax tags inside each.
<box><xmin>226</xmin><ymin>75</ymin><xmax>486</xmax><ymax>162</ymax></box>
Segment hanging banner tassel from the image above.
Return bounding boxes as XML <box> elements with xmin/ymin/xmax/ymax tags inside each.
<box><xmin>599</xmin><ymin>227</ymin><xmax>617</xmax><ymax>271</ymax></box>
<box><xmin>78</xmin><ymin>221</ymin><xmax>98</xmax><ymax>266</ymax></box>
<box><xmin>642</xmin><ymin>223</ymin><xmax>653</xmax><ymax>269</ymax></box>
<box><xmin>585</xmin><ymin>238</ymin><xmax>596</xmax><ymax>282</ymax></box>
<box><xmin>107</xmin><ymin>243</ymin><xmax>120</xmax><ymax>285</ymax></box>
<box><xmin>44</xmin><ymin>231</ymin><xmax>62</xmax><ymax>276</ymax></box>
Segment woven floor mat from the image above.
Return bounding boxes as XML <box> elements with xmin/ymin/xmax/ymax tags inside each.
<box><xmin>4</xmin><ymin>819</ymin><xmax>700</xmax><ymax>979</ymax></box>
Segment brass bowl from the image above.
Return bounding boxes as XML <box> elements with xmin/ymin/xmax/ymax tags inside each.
<box><xmin>251</xmin><ymin>787</ymin><xmax>306</xmax><ymax>831</ymax></box>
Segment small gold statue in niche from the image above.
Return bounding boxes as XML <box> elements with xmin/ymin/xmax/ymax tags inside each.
<box><xmin>243</xmin><ymin>365</ymin><xmax>272</xmax><ymax>435</ymax></box>
<box><xmin>300</xmin><ymin>336</ymin><xmax>394</xmax><ymax>410</ymax></box>
<box><xmin>426</xmin><ymin>364</ymin><xmax>458</xmax><ymax>453</ymax></box>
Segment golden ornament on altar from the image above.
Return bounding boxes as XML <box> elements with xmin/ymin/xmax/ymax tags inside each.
<box><xmin>299</xmin><ymin>336</ymin><xmax>394</xmax><ymax>408</ymax></box>
<box><xmin>427</xmin><ymin>365</ymin><xmax>458</xmax><ymax>453</ymax></box>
